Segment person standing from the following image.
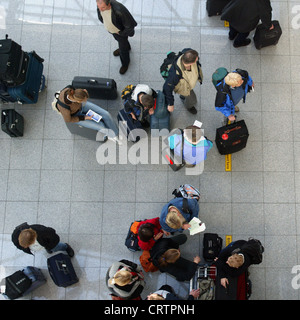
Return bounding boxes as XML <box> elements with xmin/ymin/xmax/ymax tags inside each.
<box><xmin>11</xmin><ymin>222</ymin><xmax>75</xmax><ymax>257</ymax></box>
<box><xmin>221</xmin><ymin>0</ymin><xmax>273</xmax><ymax>48</ymax></box>
<box><xmin>163</xmin><ymin>48</ymin><xmax>203</xmax><ymax>115</ymax></box>
<box><xmin>96</xmin><ymin>0</ymin><xmax>137</xmax><ymax>74</ymax></box>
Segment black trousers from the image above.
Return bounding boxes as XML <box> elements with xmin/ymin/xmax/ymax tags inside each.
<box><xmin>113</xmin><ymin>33</ymin><xmax>131</xmax><ymax>67</ymax></box>
<box><xmin>229</xmin><ymin>26</ymin><xmax>250</xmax><ymax>46</ymax></box>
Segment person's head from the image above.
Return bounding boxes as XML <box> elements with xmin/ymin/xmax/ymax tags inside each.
<box><xmin>147</xmin><ymin>293</ymin><xmax>165</xmax><ymax>300</ymax></box>
<box><xmin>182</xmin><ymin>49</ymin><xmax>199</xmax><ymax>67</ymax></box>
<box><xmin>18</xmin><ymin>228</ymin><xmax>37</xmax><ymax>248</ymax></box>
<box><xmin>158</xmin><ymin>249</ymin><xmax>180</xmax><ymax>267</ymax></box>
<box><xmin>184</xmin><ymin>125</ymin><xmax>203</xmax><ymax>145</ymax></box>
<box><xmin>224</xmin><ymin>72</ymin><xmax>243</xmax><ymax>88</ymax></box>
<box><xmin>108</xmin><ymin>270</ymin><xmax>132</xmax><ymax>286</ymax></box>
<box><xmin>226</xmin><ymin>253</ymin><xmax>244</xmax><ymax>268</ymax></box>
<box><xmin>96</xmin><ymin>0</ymin><xmax>111</xmax><ymax>11</ymax></box>
<box><xmin>165</xmin><ymin>206</ymin><xmax>186</xmax><ymax>230</ymax></box>
<box><xmin>140</xmin><ymin>94</ymin><xmax>155</xmax><ymax>109</ymax></box>
<box><xmin>68</xmin><ymin>88</ymin><xmax>89</xmax><ymax>103</ymax></box>
<box><xmin>138</xmin><ymin>223</ymin><xmax>154</xmax><ymax>242</ymax></box>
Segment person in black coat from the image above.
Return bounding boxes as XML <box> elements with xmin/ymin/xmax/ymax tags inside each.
<box><xmin>11</xmin><ymin>222</ymin><xmax>74</xmax><ymax>257</ymax></box>
<box><xmin>221</xmin><ymin>0</ymin><xmax>273</xmax><ymax>47</ymax></box>
<box><xmin>214</xmin><ymin>240</ymin><xmax>253</xmax><ymax>288</ymax></box>
<box><xmin>96</xmin><ymin>0</ymin><xmax>137</xmax><ymax>74</ymax></box>
<box><xmin>150</xmin><ymin>234</ymin><xmax>201</xmax><ymax>282</ymax></box>
<box><xmin>146</xmin><ymin>284</ymin><xmax>200</xmax><ymax>300</ymax></box>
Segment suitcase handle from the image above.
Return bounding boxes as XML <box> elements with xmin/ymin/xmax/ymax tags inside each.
<box><xmin>88</xmin><ymin>79</ymin><xmax>98</xmax><ymax>85</ymax></box>
<box><xmin>55</xmin><ymin>260</ymin><xmax>69</xmax><ymax>274</ymax></box>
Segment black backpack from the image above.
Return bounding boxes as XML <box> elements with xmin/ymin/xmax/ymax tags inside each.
<box><xmin>203</xmin><ymin>233</ymin><xmax>223</xmax><ymax>262</ymax></box>
<box><xmin>241</xmin><ymin>238</ymin><xmax>264</xmax><ymax>265</ymax></box>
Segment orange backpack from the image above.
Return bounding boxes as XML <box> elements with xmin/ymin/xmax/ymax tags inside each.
<box><xmin>139</xmin><ymin>250</ymin><xmax>159</xmax><ymax>273</ymax></box>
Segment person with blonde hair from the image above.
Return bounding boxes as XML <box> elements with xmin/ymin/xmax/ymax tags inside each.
<box><xmin>11</xmin><ymin>222</ymin><xmax>74</xmax><ymax>257</ymax></box>
<box><xmin>57</xmin><ymin>85</ymin><xmax>120</xmax><ymax>142</ymax></box>
<box><xmin>160</xmin><ymin>197</ymin><xmax>199</xmax><ymax>234</ymax></box>
<box><xmin>106</xmin><ymin>259</ymin><xmax>145</xmax><ymax>300</ymax></box>
<box><xmin>150</xmin><ymin>234</ymin><xmax>201</xmax><ymax>282</ymax></box>
<box><xmin>215</xmin><ymin>69</ymin><xmax>254</xmax><ymax>122</ymax></box>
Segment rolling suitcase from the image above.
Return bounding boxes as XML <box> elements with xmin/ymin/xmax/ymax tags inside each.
<box><xmin>3</xmin><ymin>267</ymin><xmax>46</xmax><ymax>299</ymax></box>
<box><xmin>189</xmin><ymin>264</ymin><xmax>217</xmax><ymax>300</ymax></box>
<box><xmin>162</xmin><ymin>147</ymin><xmax>185</xmax><ymax>171</ymax></box>
<box><xmin>0</xmin><ymin>34</ymin><xmax>29</xmax><ymax>87</ymax></box>
<box><xmin>215</xmin><ymin>120</ymin><xmax>249</xmax><ymax>155</ymax></box>
<box><xmin>117</xmin><ymin>108</ymin><xmax>144</xmax><ymax>142</ymax></box>
<box><xmin>254</xmin><ymin>20</ymin><xmax>282</xmax><ymax>50</ymax></box>
<box><xmin>47</xmin><ymin>253</ymin><xmax>79</xmax><ymax>288</ymax></box>
<box><xmin>7</xmin><ymin>51</ymin><xmax>45</xmax><ymax>104</ymax></box>
<box><xmin>72</xmin><ymin>76</ymin><xmax>117</xmax><ymax>100</ymax></box>
<box><xmin>1</xmin><ymin>109</ymin><xmax>24</xmax><ymax>137</ymax></box>
<box><xmin>206</xmin><ymin>0</ymin><xmax>230</xmax><ymax>17</ymax></box>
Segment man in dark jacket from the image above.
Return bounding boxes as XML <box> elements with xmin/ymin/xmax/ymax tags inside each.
<box><xmin>97</xmin><ymin>0</ymin><xmax>137</xmax><ymax>74</ymax></box>
<box><xmin>221</xmin><ymin>0</ymin><xmax>273</xmax><ymax>47</ymax></box>
<box><xmin>11</xmin><ymin>222</ymin><xmax>74</xmax><ymax>257</ymax></box>
<box><xmin>150</xmin><ymin>234</ymin><xmax>200</xmax><ymax>282</ymax></box>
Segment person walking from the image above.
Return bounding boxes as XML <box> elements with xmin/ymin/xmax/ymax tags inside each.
<box><xmin>163</xmin><ymin>48</ymin><xmax>203</xmax><ymax>114</ymax></box>
<box><xmin>96</xmin><ymin>0</ymin><xmax>137</xmax><ymax>74</ymax></box>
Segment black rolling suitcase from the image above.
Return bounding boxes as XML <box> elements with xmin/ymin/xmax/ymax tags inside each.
<box><xmin>0</xmin><ymin>34</ymin><xmax>29</xmax><ymax>87</ymax></box>
<box><xmin>117</xmin><ymin>108</ymin><xmax>144</xmax><ymax>142</ymax></box>
<box><xmin>1</xmin><ymin>109</ymin><xmax>24</xmax><ymax>137</ymax></box>
<box><xmin>72</xmin><ymin>76</ymin><xmax>117</xmax><ymax>100</ymax></box>
<box><xmin>47</xmin><ymin>253</ymin><xmax>79</xmax><ymax>288</ymax></box>
<box><xmin>206</xmin><ymin>0</ymin><xmax>230</xmax><ymax>17</ymax></box>
<box><xmin>203</xmin><ymin>233</ymin><xmax>223</xmax><ymax>262</ymax></box>
<box><xmin>215</xmin><ymin>120</ymin><xmax>249</xmax><ymax>155</ymax></box>
<box><xmin>254</xmin><ymin>20</ymin><xmax>282</xmax><ymax>50</ymax></box>
<box><xmin>162</xmin><ymin>147</ymin><xmax>185</xmax><ymax>171</ymax></box>
<box><xmin>3</xmin><ymin>266</ymin><xmax>46</xmax><ymax>300</ymax></box>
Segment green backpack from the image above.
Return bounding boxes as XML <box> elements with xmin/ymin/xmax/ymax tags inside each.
<box><xmin>212</xmin><ymin>67</ymin><xmax>228</xmax><ymax>88</ymax></box>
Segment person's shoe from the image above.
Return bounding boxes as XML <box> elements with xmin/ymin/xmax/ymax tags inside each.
<box><xmin>228</xmin><ymin>32</ymin><xmax>237</xmax><ymax>41</ymax></box>
<box><xmin>233</xmin><ymin>39</ymin><xmax>251</xmax><ymax>48</ymax></box>
<box><xmin>235</xmin><ymin>106</ymin><xmax>240</xmax><ymax>113</ymax></box>
<box><xmin>113</xmin><ymin>49</ymin><xmax>120</xmax><ymax>56</ymax></box>
<box><xmin>65</xmin><ymin>243</ymin><xmax>75</xmax><ymax>258</ymax></box>
<box><xmin>119</xmin><ymin>65</ymin><xmax>129</xmax><ymax>75</ymax></box>
<box><xmin>187</xmin><ymin>106</ymin><xmax>197</xmax><ymax>114</ymax></box>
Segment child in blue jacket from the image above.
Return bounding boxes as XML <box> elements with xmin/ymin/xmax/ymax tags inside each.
<box><xmin>215</xmin><ymin>69</ymin><xmax>254</xmax><ymax>122</ymax></box>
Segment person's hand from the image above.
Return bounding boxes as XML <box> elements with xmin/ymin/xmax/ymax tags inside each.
<box><xmin>193</xmin><ymin>256</ymin><xmax>201</xmax><ymax>264</ymax></box>
<box><xmin>154</xmin><ymin>232</ymin><xmax>164</xmax><ymax>241</ymax></box>
<box><xmin>167</xmin><ymin>105</ymin><xmax>174</xmax><ymax>112</ymax></box>
<box><xmin>148</xmin><ymin>108</ymin><xmax>154</xmax><ymax>115</ymax></box>
<box><xmin>130</xmin><ymin>112</ymin><xmax>137</xmax><ymax>120</ymax></box>
<box><xmin>269</xmin><ymin>24</ymin><xmax>274</xmax><ymax>30</ymax></box>
<box><xmin>162</xmin><ymin>230</ymin><xmax>171</xmax><ymax>236</ymax></box>
<box><xmin>85</xmin><ymin>115</ymin><xmax>93</xmax><ymax>120</ymax></box>
<box><xmin>189</xmin><ymin>288</ymin><xmax>200</xmax><ymax>298</ymax></box>
<box><xmin>228</xmin><ymin>114</ymin><xmax>235</xmax><ymax>122</ymax></box>
<box><xmin>182</xmin><ymin>223</ymin><xmax>191</xmax><ymax>230</ymax></box>
<box><xmin>221</xmin><ymin>278</ymin><xmax>229</xmax><ymax>288</ymax></box>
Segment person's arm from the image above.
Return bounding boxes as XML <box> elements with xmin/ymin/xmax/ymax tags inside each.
<box><xmin>258</xmin><ymin>0</ymin><xmax>273</xmax><ymax>30</ymax></box>
<box><xmin>162</xmin><ymin>68</ymin><xmax>181</xmax><ymax>112</ymax></box>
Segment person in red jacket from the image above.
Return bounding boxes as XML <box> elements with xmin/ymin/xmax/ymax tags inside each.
<box><xmin>137</xmin><ymin>217</ymin><xmax>169</xmax><ymax>251</ymax></box>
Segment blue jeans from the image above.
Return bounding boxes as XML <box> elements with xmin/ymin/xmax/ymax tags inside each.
<box><xmin>51</xmin><ymin>242</ymin><xmax>68</xmax><ymax>252</ymax></box>
<box><xmin>74</xmin><ymin>101</ymin><xmax>119</xmax><ymax>138</ymax></box>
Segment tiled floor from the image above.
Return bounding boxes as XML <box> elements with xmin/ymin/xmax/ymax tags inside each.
<box><xmin>0</xmin><ymin>0</ymin><xmax>300</xmax><ymax>300</ymax></box>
